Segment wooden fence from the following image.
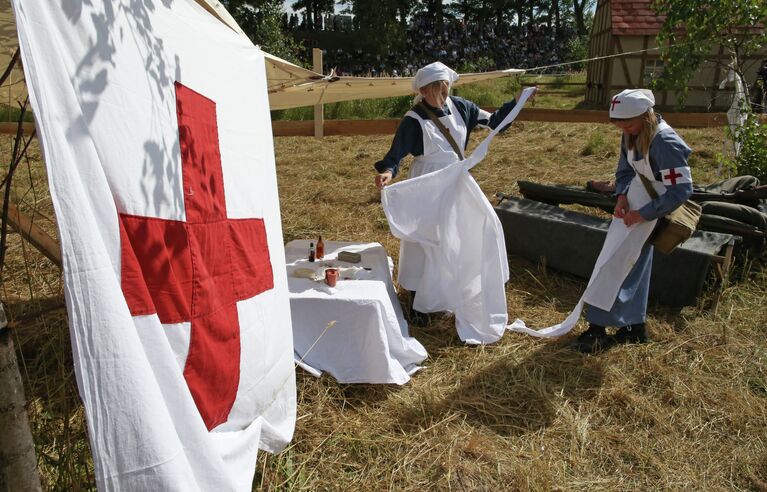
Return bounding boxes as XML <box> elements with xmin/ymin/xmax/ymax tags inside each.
<box><xmin>3</xmin><ymin>110</ymin><xmax>765</xmax><ymax>138</ymax></box>
<box><xmin>272</xmin><ymin>109</ymin><xmax>760</xmax><ymax>137</ymax></box>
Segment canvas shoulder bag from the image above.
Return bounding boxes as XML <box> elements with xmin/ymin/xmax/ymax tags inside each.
<box><xmin>636</xmin><ymin>166</ymin><xmax>702</xmax><ymax>255</ymax></box>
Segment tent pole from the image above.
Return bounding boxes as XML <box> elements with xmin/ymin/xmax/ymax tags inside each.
<box><xmin>313</xmin><ymin>48</ymin><xmax>324</xmax><ymax>138</ymax></box>
<box><xmin>1</xmin><ymin>196</ymin><xmax>61</xmax><ymax>268</ymax></box>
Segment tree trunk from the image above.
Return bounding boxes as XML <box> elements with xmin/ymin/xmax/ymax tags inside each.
<box><xmin>313</xmin><ymin>1</ymin><xmax>322</xmax><ymax>30</ymax></box>
<box><xmin>426</xmin><ymin>0</ymin><xmax>443</xmax><ymax>29</ymax></box>
<box><xmin>0</xmin><ymin>328</ymin><xmax>42</xmax><ymax>492</ymax></box>
<box><xmin>573</xmin><ymin>0</ymin><xmax>587</xmax><ymax>36</ymax></box>
<box><xmin>528</xmin><ymin>2</ymin><xmax>534</xmax><ymax>29</ymax></box>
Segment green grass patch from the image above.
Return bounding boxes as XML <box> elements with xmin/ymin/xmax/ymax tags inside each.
<box><xmin>0</xmin><ymin>102</ymin><xmax>34</xmax><ymax>123</ymax></box>
<box><xmin>580</xmin><ymin>131</ymin><xmax>614</xmax><ymax>157</ymax></box>
<box><xmin>272</xmin><ymin>95</ymin><xmax>413</xmax><ymax>121</ymax></box>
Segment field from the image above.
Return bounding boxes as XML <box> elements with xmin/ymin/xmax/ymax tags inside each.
<box><xmin>3</xmin><ymin>116</ymin><xmax>767</xmax><ymax>490</ymax></box>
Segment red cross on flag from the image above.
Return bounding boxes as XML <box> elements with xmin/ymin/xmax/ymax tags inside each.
<box><xmin>13</xmin><ymin>0</ymin><xmax>295</xmax><ymax>490</ymax></box>
<box><xmin>661</xmin><ymin>166</ymin><xmax>693</xmax><ymax>186</ymax></box>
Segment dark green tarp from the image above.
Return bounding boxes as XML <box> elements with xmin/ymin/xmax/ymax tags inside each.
<box><xmin>516</xmin><ymin>180</ymin><xmax>766</xmax><ymax>254</ymax></box>
<box><xmin>495</xmin><ymin>197</ymin><xmax>734</xmax><ymax>307</ymax></box>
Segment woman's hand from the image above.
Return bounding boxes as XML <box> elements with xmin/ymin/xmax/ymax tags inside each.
<box><xmin>623</xmin><ymin>210</ymin><xmax>647</xmax><ymax>227</ymax></box>
<box><xmin>613</xmin><ymin>194</ymin><xmax>629</xmax><ymax>218</ymax></box>
<box><xmin>375</xmin><ymin>171</ymin><xmax>393</xmax><ymax>190</ymax></box>
<box><xmin>523</xmin><ymin>85</ymin><xmax>539</xmax><ymax>106</ymax></box>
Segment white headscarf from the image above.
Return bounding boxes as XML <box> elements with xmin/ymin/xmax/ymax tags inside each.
<box><xmin>609</xmin><ymin>89</ymin><xmax>655</xmax><ymax>119</ymax></box>
<box><xmin>412</xmin><ymin>62</ymin><xmax>459</xmax><ymax>93</ymax></box>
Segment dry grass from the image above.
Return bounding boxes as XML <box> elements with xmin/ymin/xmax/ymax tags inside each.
<box><xmin>3</xmin><ymin>121</ymin><xmax>766</xmax><ymax>490</ymax></box>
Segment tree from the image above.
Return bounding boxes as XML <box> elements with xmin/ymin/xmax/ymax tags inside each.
<box><xmin>654</xmin><ymin>0</ymin><xmax>767</xmax><ymax>178</ymax></box>
<box><xmin>222</xmin><ymin>0</ymin><xmax>303</xmax><ymax>62</ymax></box>
<box><xmin>423</xmin><ymin>0</ymin><xmax>445</xmax><ymax>29</ymax></box>
<box><xmin>395</xmin><ymin>0</ymin><xmax>414</xmax><ymax>29</ymax></box>
<box><xmin>571</xmin><ymin>0</ymin><xmax>593</xmax><ymax>36</ymax></box>
<box><xmin>336</xmin><ymin>0</ymin><xmax>410</xmax><ymax>61</ymax></box>
<box><xmin>0</xmin><ymin>326</ymin><xmax>41</xmax><ymax>492</ymax></box>
<box><xmin>653</xmin><ymin>0</ymin><xmax>767</xmax><ymax>105</ymax></box>
<box><xmin>447</xmin><ymin>0</ymin><xmax>482</xmax><ymax>23</ymax></box>
<box><xmin>485</xmin><ymin>0</ymin><xmax>512</xmax><ymax>31</ymax></box>
<box><xmin>340</xmin><ymin>0</ymin><xmax>400</xmax><ymax>30</ymax></box>
<box><xmin>0</xmin><ymin>63</ymin><xmax>41</xmax><ymax>489</ymax></box>
<box><xmin>291</xmin><ymin>0</ymin><xmax>336</xmax><ymax>30</ymax></box>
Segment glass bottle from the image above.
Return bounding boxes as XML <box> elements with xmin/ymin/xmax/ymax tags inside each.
<box><xmin>316</xmin><ymin>235</ymin><xmax>325</xmax><ymax>260</ymax></box>
<box><xmin>308</xmin><ymin>242</ymin><xmax>315</xmax><ymax>262</ymax></box>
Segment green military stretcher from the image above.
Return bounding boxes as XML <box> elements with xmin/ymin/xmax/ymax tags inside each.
<box><xmin>495</xmin><ymin>177</ymin><xmax>767</xmax><ymax>306</ymax></box>
<box><xmin>515</xmin><ymin>180</ymin><xmax>767</xmax><ymax>255</ymax></box>
<box><xmin>494</xmin><ymin>196</ymin><xmax>736</xmax><ymax>307</ymax></box>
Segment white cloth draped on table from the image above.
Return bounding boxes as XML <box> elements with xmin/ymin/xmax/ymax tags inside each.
<box><xmin>382</xmin><ymin>87</ymin><xmax>535</xmax><ymax>344</ymax></box>
<box><xmin>286</xmin><ymin>241</ymin><xmax>427</xmax><ymax>384</ymax></box>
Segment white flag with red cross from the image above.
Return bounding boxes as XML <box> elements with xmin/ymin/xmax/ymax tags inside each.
<box><xmin>660</xmin><ymin>166</ymin><xmax>693</xmax><ymax>186</ymax></box>
<box><xmin>13</xmin><ymin>0</ymin><xmax>295</xmax><ymax>490</ymax></box>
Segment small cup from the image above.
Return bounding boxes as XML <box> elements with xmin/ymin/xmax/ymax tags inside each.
<box><xmin>324</xmin><ymin>268</ymin><xmax>339</xmax><ymax>287</ymax></box>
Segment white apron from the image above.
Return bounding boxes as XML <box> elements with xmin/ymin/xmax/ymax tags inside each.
<box><xmin>510</xmin><ymin>122</ymin><xmax>670</xmax><ymax>337</ymax></box>
<box><xmin>383</xmin><ymin>87</ymin><xmax>536</xmax><ymax>344</ymax></box>
<box><xmin>398</xmin><ymin>97</ymin><xmax>468</xmax><ymax>291</ymax></box>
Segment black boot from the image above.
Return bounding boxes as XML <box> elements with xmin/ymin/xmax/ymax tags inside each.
<box><xmin>409</xmin><ymin>309</ymin><xmax>430</xmax><ymax>327</ymax></box>
<box><xmin>614</xmin><ymin>323</ymin><xmax>648</xmax><ymax>344</ymax></box>
<box><xmin>568</xmin><ymin>324</ymin><xmax>612</xmax><ymax>353</ymax></box>
<box><xmin>407</xmin><ymin>290</ymin><xmax>430</xmax><ymax>327</ymax></box>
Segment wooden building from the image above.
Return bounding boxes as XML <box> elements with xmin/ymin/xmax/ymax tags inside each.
<box><xmin>586</xmin><ymin>0</ymin><xmax>766</xmax><ymax>110</ymax></box>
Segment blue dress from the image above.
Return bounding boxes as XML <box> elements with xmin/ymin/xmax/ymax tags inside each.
<box><xmin>586</xmin><ymin>116</ymin><xmax>693</xmax><ymax>327</ymax></box>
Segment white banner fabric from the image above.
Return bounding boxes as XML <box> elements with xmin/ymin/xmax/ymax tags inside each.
<box><xmin>13</xmin><ymin>0</ymin><xmax>295</xmax><ymax>490</ymax></box>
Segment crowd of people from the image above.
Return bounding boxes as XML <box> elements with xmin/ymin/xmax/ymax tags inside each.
<box><xmin>398</xmin><ymin>16</ymin><xmax>571</xmax><ymax>75</ymax></box>
<box><xmin>291</xmin><ymin>14</ymin><xmax>576</xmax><ymax>77</ymax></box>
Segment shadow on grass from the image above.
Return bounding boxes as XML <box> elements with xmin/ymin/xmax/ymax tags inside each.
<box><xmin>395</xmin><ymin>345</ymin><xmax>604</xmax><ymax>437</ymax></box>
<box><xmin>295</xmin><ymin>370</ymin><xmax>409</xmax><ymax>412</ymax></box>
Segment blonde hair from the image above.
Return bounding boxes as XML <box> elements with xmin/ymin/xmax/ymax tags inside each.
<box><xmin>624</xmin><ymin>110</ymin><xmax>658</xmax><ymax>156</ymax></box>
<box><xmin>413</xmin><ymin>80</ymin><xmax>450</xmax><ymax>105</ymax></box>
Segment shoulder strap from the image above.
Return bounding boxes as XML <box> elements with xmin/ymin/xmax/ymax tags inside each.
<box><xmin>627</xmin><ymin>120</ymin><xmax>669</xmax><ymax>200</ymax></box>
<box><xmin>638</xmin><ymin>173</ymin><xmax>659</xmax><ymax>200</ymax></box>
<box><xmin>417</xmin><ymin>101</ymin><xmax>464</xmax><ymax>160</ymax></box>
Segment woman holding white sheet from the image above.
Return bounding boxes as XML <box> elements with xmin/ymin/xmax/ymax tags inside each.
<box><xmin>569</xmin><ymin>89</ymin><xmax>694</xmax><ymax>352</ymax></box>
<box><xmin>373</xmin><ymin>61</ymin><xmax>523</xmax><ymax>326</ymax></box>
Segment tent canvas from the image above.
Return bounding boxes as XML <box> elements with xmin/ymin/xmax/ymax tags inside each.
<box><xmin>13</xmin><ymin>0</ymin><xmax>297</xmax><ymax>488</ymax></box>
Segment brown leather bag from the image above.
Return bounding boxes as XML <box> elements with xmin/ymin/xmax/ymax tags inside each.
<box><xmin>638</xmin><ymin>173</ymin><xmax>702</xmax><ymax>255</ymax></box>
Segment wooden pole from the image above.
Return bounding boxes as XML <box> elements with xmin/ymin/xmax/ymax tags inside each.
<box><xmin>0</xmin><ymin>324</ymin><xmax>42</xmax><ymax>492</ymax></box>
<box><xmin>312</xmin><ymin>48</ymin><xmax>324</xmax><ymax>138</ymax></box>
<box><xmin>2</xmin><ymin>197</ymin><xmax>61</xmax><ymax>268</ymax></box>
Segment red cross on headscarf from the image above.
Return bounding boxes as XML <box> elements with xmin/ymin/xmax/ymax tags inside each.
<box><xmin>119</xmin><ymin>82</ymin><xmax>274</xmax><ymax>430</ymax></box>
<box><xmin>663</xmin><ymin>168</ymin><xmax>683</xmax><ymax>185</ymax></box>
<box><xmin>610</xmin><ymin>96</ymin><xmax>621</xmax><ymax>112</ymax></box>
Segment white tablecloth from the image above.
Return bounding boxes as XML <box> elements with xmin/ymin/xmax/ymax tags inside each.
<box><xmin>286</xmin><ymin>240</ymin><xmax>427</xmax><ymax>384</ymax></box>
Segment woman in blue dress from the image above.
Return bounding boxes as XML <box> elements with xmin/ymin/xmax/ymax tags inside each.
<box><xmin>572</xmin><ymin>89</ymin><xmax>694</xmax><ymax>352</ymax></box>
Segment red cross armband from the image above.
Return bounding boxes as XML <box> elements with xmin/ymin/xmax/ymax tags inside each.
<box><xmin>660</xmin><ymin>166</ymin><xmax>692</xmax><ymax>186</ymax></box>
